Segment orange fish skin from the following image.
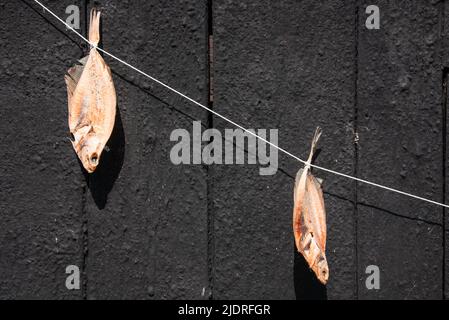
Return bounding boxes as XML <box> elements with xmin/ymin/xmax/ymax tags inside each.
<box><xmin>293</xmin><ymin>127</ymin><xmax>329</xmax><ymax>285</ymax></box>
<box><xmin>64</xmin><ymin>9</ymin><xmax>116</xmax><ymax>173</ymax></box>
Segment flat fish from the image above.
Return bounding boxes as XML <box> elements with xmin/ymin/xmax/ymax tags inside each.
<box><xmin>64</xmin><ymin>9</ymin><xmax>116</xmax><ymax>173</ymax></box>
<box><xmin>293</xmin><ymin>127</ymin><xmax>329</xmax><ymax>284</ymax></box>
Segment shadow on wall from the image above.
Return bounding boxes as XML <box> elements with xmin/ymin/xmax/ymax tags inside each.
<box><xmin>294</xmin><ymin>246</ymin><xmax>328</xmax><ymax>300</ymax></box>
<box><xmin>80</xmin><ymin>106</ymin><xmax>125</xmax><ymax>209</ymax></box>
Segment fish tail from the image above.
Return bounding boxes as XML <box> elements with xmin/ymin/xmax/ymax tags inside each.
<box><xmin>296</xmin><ymin>127</ymin><xmax>322</xmax><ymax>192</ymax></box>
<box><xmin>88</xmin><ymin>8</ymin><xmax>101</xmax><ymax>46</ymax></box>
<box><xmin>306</xmin><ymin>126</ymin><xmax>322</xmax><ymax>165</ymax></box>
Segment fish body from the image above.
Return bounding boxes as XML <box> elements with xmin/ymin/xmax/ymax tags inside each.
<box><xmin>293</xmin><ymin>127</ymin><xmax>329</xmax><ymax>284</ymax></box>
<box><xmin>64</xmin><ymin>9</ymin><xmax>116</xmax><ymax>173</ymax></box>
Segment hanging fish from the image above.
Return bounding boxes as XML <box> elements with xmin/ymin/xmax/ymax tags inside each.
<box><xmin>64</xmin><ymin>9</ymin><xmax>116</xmax><ymax>173</ymax></box>
<box><xmin>293</xmin><ymin>127</ymin><xmax>329</xmax><ymax>284</ymax></box>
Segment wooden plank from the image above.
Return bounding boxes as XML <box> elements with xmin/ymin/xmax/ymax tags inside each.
<box><xmin>443</xmin><ymin>5</ymin><xmax>449</xmax><ymax>300</ymax></box>
<box><xmin>357</xmin><ymin>1</ymin><xmax>443</xmax><ymax>299</ymax></box>
<box><xmin>442</xmin><ymin>1</ymin><xmax>449</xmax><ymax>301</ymax></box>
<box><xmin>212</xmin><ymin>0</ymin><xmax>357</xmax><ymax>299</ymax></box>
<box><xmin>0</xmin><ymin>0</ymin><xmax>86</xmax><ymax>299</ymax></box>
<box><xmin>83</xmin><ymin>0</ymin><xmax>209</xmax><ymax>299</ymax></box>
<box><xmin>444</xmin><ymin>69</ymin><xmax>448</xmax><ymax>301</ymax></box>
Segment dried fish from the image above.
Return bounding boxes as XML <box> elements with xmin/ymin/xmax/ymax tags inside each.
<box><xmin>65</xmin><ymin>9</ymin><xmax>116</xmax><ymax>173</ymax></box>
<box><xmin>293</xmin><ymin>127</ymin><xmax>329</xmax><ymax>284</ymax></box>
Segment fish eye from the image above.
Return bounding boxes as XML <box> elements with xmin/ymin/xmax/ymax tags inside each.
<box><xmin>90</xmin><ymin>153</ymin><xmax>98</xmax><ymax>165</ymax></box>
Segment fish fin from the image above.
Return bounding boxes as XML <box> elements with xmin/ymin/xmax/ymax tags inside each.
<box><xmin>78</xmin><ymin>56</ymin><xmax>88</xmax><ymax>65</ymax></box>
<box><xmin>294</xmin><ymin>168</ymin><xmax>304</xmax><ymax>192</ymax></box>
<box><xmin>293</xmin><ymin>166</ymin><xmax>310</xmax><ymax>253</ymax></box>
<box><xmin>294</xmin><ymin>167</ymin><xmax>309</xmax><ymax>203</ymax></box>
<box><xmin>309</xmin><ymin>174</ymin><xmax>327</xmax><ymax>251</ymax></box>
<box><xmin>89</xmin><ymin>8</ymin><xmax>101</xmax><ymax>46</ymax></box>
<box><xmin>65</xmin><ymin>57</ymin><xmax>87</xmax><ymax>98</ymax></box>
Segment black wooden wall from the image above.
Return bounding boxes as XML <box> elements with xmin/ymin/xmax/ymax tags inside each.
<box><xmin>0</xmin><ymin>0</ymin><xmax>448</xmax><ymax>299</ymax></box>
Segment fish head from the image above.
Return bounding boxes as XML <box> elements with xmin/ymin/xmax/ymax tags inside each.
<box><xmin>315</xmin><ymin>253</ymin><xmax>329</xmax><ymax>285</ymax></box>
<box><xmin>79</xmin><ymin>135</ymin><xmax>103</xmax><ymax>173</ymax></box>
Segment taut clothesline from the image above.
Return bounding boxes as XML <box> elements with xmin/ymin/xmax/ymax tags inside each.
<box><xmin>32</xmin><ymin>0</ymin><xmax>449</xmax><ymax>209</ymax></box>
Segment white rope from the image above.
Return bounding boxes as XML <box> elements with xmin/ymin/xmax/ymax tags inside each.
<box><xmin>33</xmin><ymin>0</ymin><xmax>449</xmax><ymax>209</ymax></box>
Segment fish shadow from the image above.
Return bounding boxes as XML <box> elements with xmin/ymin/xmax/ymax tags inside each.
<box><xmin>294</xmin><ymin>246</ymin><xmax>328</xmax><ymax>300</ymax></box>
<box><xmin>81</xmin><ymin>105</ymin><xmax>125</xmax><ymax>209</ymax></box>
